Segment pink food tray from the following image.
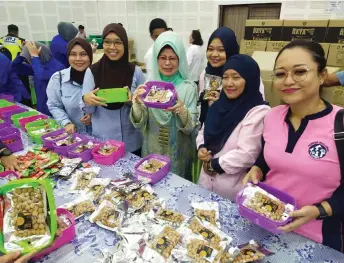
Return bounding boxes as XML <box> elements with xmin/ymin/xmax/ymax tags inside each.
<box><xmin>91</xmin><ymin>140</ymin><xmax>125</xmax><ymax>165</ymax></box>
<box><xmin>0</xmin><ymin>127</ymin><xmax>23</xmax><ymax>152</ymax></box>
<box><xmin>41</xmin><ymin>128</ymin><xmax>69</xmax><ymax>149</ymax></box>
<box><xmin>19</xmin><ymin>114</ymin><xmax>48</xmax><ymax>131</ymax></box>
<box><xmin>236</xmin><ymin>182</ymin><xmax>296</xmax><ymax>234</ymax></box>
<box><xmin>134</xmin><ymin>154</ymin><xmax>171</xmax><ymax>184</ymax></box>
<box><xmin>140</xmin><ymin>81</ymin><xmax>177</xmax><ymax>109</ymax></box>
<box><xmin>2</xmin><ymin>108</ymin><xmax>28</xmax><ymax>123</ymax></box>
<box><xmin>0</xmin><ymin>94</ymin><xmax>14</xmax><ymax>102</ymax></box>
<box><xmin>53</xmin><ymin>133</ymin><xmax>86</xmax><ymax>157</ymax></box>
<box><xmin>0</xmin><ymin>105</ymin><xmax>23</xmax><ymax>119</ymax></box>
<box><xmin>32</xmin><ymin>208</ymin><xmax>76</xmax><ymax>261</ymax></box>
<box><xmin>68</xmin><ymin>138</ymin><xmax>101</xmax><ymax>162</ymax></box>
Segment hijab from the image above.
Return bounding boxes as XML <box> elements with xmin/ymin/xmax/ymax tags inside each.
<box><xmin>21</xmin><ymin>42</ymin><xmax>51</xmax><ymax>64</ymax></box>
<box><xmin>67</xmin><ymin>38</ymin><xmax>93</xmax><ymax>85</ymax></box>
<box><xmin>205</xmin><ymin>27</ymin><xmax>239</xmax><ymax>77</ymax></box>
<box><xmin>58</xmin><ymin>22</ymin><xmax>78</xmax><ymax>42</ymax></box>
<box><xmin>90</xmin><ymin>23</ymin><xmax>135</xmax><ymax>110</ymax></box>
<box><xmin>204</xmin><ymin>54</ymin><xmax>265</xmax><ymax>155</ymax></box>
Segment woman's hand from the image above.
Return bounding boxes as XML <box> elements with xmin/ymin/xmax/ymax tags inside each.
<box><xmin>0</xmin><ymin>251</ymin><xmax>36</xmax><ymax>263</ymax></box>
<box><xmin>80</xmin><ymin>114</ymin><xmax>91</xmax><ymax>126</ymax></box>
<box><xmin>125</xmin><ymin>86</ymin><xmax>133</xmax><ymax>103</ymax></box>
<box><xmin>132</xmin><ymin>85</ymin><xmax>147</xmax><ymax>104</ymax></box>
<box><xmin>25</xmin><ymin>41</ymin><xmax>41</xmax><ymax>57</ymax></box>
<box><xmin>207</xmin><ymin>91</ymin><xmax>220</xmax><ymax>106</ymax></box>
<box><xmin>83</xmin><ymin>88</ymin><xmax>107</xmax><ymax>107</ymax></box>
<box><xmin>278</xmin><ymin>205</ymin><xmax>320</xmax><ymax>232</ymax></box>
<box><xmin>198</xmin><ymin>147</ymin><xmax>211</xmax><ymax>162</ymax></box>
<box><xmin>1</xmin><ymin>154</ymin><xmax>20</xmax><ymax>171</ymax></box>
<box><xmin>166</xmin><ymin>97</ymin><xmax>185</xmax><ymax>114</ymax></box>
<box><xmin>242</xmin><ymin>166</ymin><xmax>263</xmax><ymax>185</ymax></box>
<box><xmin>64</xmin><ymin>123</ymin><xmax>76</xmax><ymax>134</ymax></box>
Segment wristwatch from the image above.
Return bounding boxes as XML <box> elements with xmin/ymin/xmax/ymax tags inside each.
<box><xmin>0</xmin><ymin>148</ymin><xmax>12</xmax><ymax>158</ymax></box>
<box><xmin>314</xmin><ymin>203</ymin><xmax>328</xmax><ymax>220</ymax></box>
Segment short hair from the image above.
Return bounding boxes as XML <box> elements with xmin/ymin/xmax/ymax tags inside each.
<box><xmin>8</xmin><ymin>24</ymin><xmax>19</xmax><ymax>33</ymax></box>
<box><xmin>78</xmin><ymin>25</ymin><xmax>85</xmax><ymax>30</ymax></box>
<box><xmin>149</xmin><ymin>18</ymin><xmax>167</xmax><ymax>35</ymax></box>
<box><xmin>191</xmin><ymin>30</ymin><xmax>203</xmax><ymax>46</ymax></box>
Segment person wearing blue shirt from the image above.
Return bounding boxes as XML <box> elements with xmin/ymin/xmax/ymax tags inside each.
<box><xmin>12</xmin><ymin>41</ymin><xmax>64</xmax><ymax>116</ymax></box>
<box><xmin>47</xmin><ymin>38</ymin><xmax>93</xmax><ymax>135</ymax></box>
<box><xmin>51</xmin><ymin>22</ymin><xmax>78</xmax><ymax>68</ymax></box>
<box><xmin>324</xmin><ymin>71</ymin><xmax>344</xmax><ymax>87</ymax></box>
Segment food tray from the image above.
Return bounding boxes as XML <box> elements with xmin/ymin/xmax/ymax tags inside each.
<box><xmin>0</xmin><ymin>99</ymin><xmax>14</xmax><ymax>108</ymax></box>
<box><xmin>19</xmin><ymin>114</ymin><xmax>48</xmax><ymax>131</ymax></box>
<box><xmin>0</xmin><ymin>105</ymin><xmax>23</xmax><ymax>119</ymax></box>
<box><xmin>32</xmin><ymin>208</ymin><xmax>76</xmax><ymax>261</ymax></box>
<box><xmin>236</xmin><ymin>182</ymin><xmax>296</xmax><ymax>234</ymax></box>
<box><xmin>134</xmin><ymin>154</ymin><xmax>171</xmax><ymax>184</ymax></box>
<box><xmin>96</xmin><ymin>88</ymin><xmax>128</xmax><ymax>103</ymax></box>
<box><xmin>0</xmin><ymin>122</ymin><xmax>13</xmax><ymax>130</ymax></box>
<box><xmin>2</xmin><ymin>107</ymin><xmax>28</xmax><ymax>123</ymax></box>
<box><xmin>0</xmin><ymin>127</ymin><xmax>23</xmax><ymax>152</ymax></box>
<box><xmin>53</xmin><ymin>133</ymin><xmax>86</xmax><ymax>157</ymax></box>
<box><xmin>140</xmin><ymin>81</ymin><xmax>177</xmax><ymax>109</ymax></box>
<box><xmin>26</xmin><ymin>119</ymin><xmax>59</xmax><ymax>144</ymax></box>
<box><xmin>11</xmin><ymin>111</ymin><xmax>39</xmax><ymax>128</ymax></box>
<box><xmin>0</xmin><ymin>171</ymin><xmax>20</xmax><ymax>186</ymax></box>
<box><xmin>68</xmin><ymin>138</ymin><xmax>101</xmax><ymax>162</ymax></box>
<box><xmin>91</xmin><ymin>140</ymin><xmax>125</xmax><ymax>165</ymax></box>
<box><xmin>0</xmin><ymin>94</ymin><xmax>14</xmax><ymax>102</ymax></box>
<box><xmin>41</xmin><ymin>129</ymin><xmax>69</xmax><ymax>149</ymax></box>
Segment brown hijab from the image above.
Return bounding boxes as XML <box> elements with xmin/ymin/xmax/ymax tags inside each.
<box><xmin>90</xmin><ymin>23</ymin><xmax>135</xmax><ymax>110</ymax></box>
<box><xmin>67</xmin><ymin>38</ymin><xmax>93</xmax><ymax>85</ymax></box>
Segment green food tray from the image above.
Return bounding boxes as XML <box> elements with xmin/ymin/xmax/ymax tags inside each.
<box><xmin>0</xmin><ymin>100</ymin><xmax>14</xmax><ymax>108</ymax></box>
<box><xmin>25</xmin><ymin>119</ymin><xmax>57</xmax><ymax>132</ymax></box>
<box><xmin>96</xmin><ymin>88</ymin><xmax>128</xmax><ymax>103</ymax></box>
<box><xmin>11</xmin><ymin>111</ymin><xmax>39</xmax><ymax>128</ymax></box>
<box><xmin>27</xmin><ymin>124</ymin><xmax>59</xmax><ymax>144</ymax></box>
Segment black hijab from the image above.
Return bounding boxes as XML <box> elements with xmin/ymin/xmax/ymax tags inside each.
<box><xmin>204</xmin><ymin>54</ymin><xmax>265</xmax><ymax>155</ymax></box>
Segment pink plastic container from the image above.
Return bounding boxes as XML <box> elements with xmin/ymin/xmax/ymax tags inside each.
<box><xmin>0</xmin><ymin>127</ymin><xmax>23</xmax><ymax>152</ymax></box>
<box><xmin>32</xmin><ymin>208</ymin><xmax>76</xmax><ymax>261</ymax></box>
<box><xmin>2</xmin><ymin>107</ymin><xmax>28</xmax><ymax>123</ymax></box>
<box><xmin>236</xmin><ymin>182</ymin><xmax>296</xmax><ymax>234</ymax></box>
<box><xmin>0</xmin><ymin>171</ymin><xmax>20</xmax><ymax>186</ymax></box>
<box><xmin>91</xmin><ymin>140</ymin><xmax>125</xmax><ymax>165</ymax></box>
<box><xmin>53</xmin><ymin>133</ymin><xmax>86</xmax><ymax>157</ymax></box>
<box><xmin>0</xmin><ymin>94</ymin><xmax>14</xmax><ymax>102</ymax></box>
<box><xmin>0</xmin><ymin>105</ymin><xmax>23</xmax><ymax>119</ymax></box>
<box><xmin>68</xmin><ymin>138</ymin><xmax>101</xmax><ymax>162</ymax></box>
<box><xmin>41</xmin><ymin>129</ymin><xmax>69</xmax><ymax>149</ymax></box>
<box><xmin>0</xmin><ymin>122</ymin><xmax>13</xmax><ymax>130</ymax></box>
<box><xmin>134</xmin><ymin>154</ymin><xmax>171</xmax><ymax>184</ymax></box>
<box><xmin>140</xmin><ymin>81</ymin><xmax>177</xmax><ymax>109</ymax></box>
<box><xmin>19</xmin><ymin>114</ymin><xmax>48</xmax><ymax>131</ymax></box>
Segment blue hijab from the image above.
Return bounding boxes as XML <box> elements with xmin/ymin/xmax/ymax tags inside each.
<box><xmin>205</xmin><ymin>27</ymin><xmax>239</xmax><ymax>77</ymax></box>
<box><xmin>204</xmin><ymin>54</ymin><xmax>265</xmax><ymax>155</ymax></box>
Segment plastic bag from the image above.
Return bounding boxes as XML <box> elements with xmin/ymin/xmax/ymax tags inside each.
<box><xmin>59</xmin><ymin>195</ymin><xmax>95</xmax><ymax>219</ymax></box>
<box><xmin>204</xmin><ymin>74</ymin><xmax>222</xmax><ymax>100</ymax></box>
<box><xmin>55</xmin><ymin>158</ymin><xmax>82</xmax><ymax>178</ymax></box>
<box><xmin>229</xmin><ymin>240</ymin><xmax>274</xmax><ymax>263</ymax></box>
<box><xmin>144</xmin><ymin>86</ymin><xmax>173</xmax><ymax>103</ymax></box>
<box><xmin>55</xmin><ymin>135</ymin><xmax>82</xmax><ymax>147</ymax></box>
<box><xmin>70</xmin><ymin>167</ymin><xmax>101</xmax><ymax>191</ymax></box>
<box><xmin>86</xmin><ymin>178</ymin><xmax>111</xmax><ymax>201</ymax></box>
<box><xmin>192</xmin><ymin>201</ymin><xmax>220</xmax><ymax>227</ymax></box>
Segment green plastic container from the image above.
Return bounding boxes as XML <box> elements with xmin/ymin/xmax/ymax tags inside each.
<box><xmin>0</xmin><ymin>100</ymin><xmax>14</xmax><ymax>108</ymax></box>
<box><xmin>11</xmin><ymin>111</ymin><xmax>39</xmax><ymax>128</ymax></box>
<box><xmin>26</xmin><ymin>119</ymin><xmax>59</xmax><ymax>144</ymax></box>
<box><xmin>96</xmin><ymin>88</ymin><xmax>128</xmax><ymax>103</ymax></box>
<box><xmin>88</xmin><ymin>35</ymin><xmax>103</xmax><ymax>49</ymax></box>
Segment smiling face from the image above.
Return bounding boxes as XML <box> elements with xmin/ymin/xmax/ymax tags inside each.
<box><xmin>206</xmin><ymin>38</ymin><xmax>226</xmax><ymax>68</ymax></box>
<box><xmin>68</xmin><ymin>44</ymin><xmax>90</xmax><ymax>71</ymax></box>
<box><xmin>103</xmin><ymin>32</ymin><xmax>124</xmax><ymax>61</ymax></box>
<box><xmin>273</xmin><ymin>47</ymin><xmax>325</xmax><ymax>105</ymax></box>
<box><xmin>222</xmin><ymin>69</ymin><xmax>246</xmax><ymax>99</ymax></box>
<box><xmin>158</xmin><ymin>46</ymin><xmax>179</xmax><ymax>77</ymax></box>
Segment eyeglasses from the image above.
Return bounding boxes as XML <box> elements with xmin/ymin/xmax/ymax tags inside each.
<box><xmin>271</xmin><ymin>67</ymin><xmax>313</xmax><ymax>83</ymax></box>
<box><xmin>158</xmin><ymin>56</ymin><xmax>178</xmax><ymax>64</ymax></box>
<box><xmin>103</xmin><ymin>39</ymin><xmax>124</xmax><ymax>47</ymax></box>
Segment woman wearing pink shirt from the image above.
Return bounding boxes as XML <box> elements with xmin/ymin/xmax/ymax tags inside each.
<box><xmin>243</xmin><ymin>40</ymin><xmax>344</xmax><ymax>252</ymax></box>
<box><xmin>197</xmin><ymin>54</ymin><xmax>270</xmax><ymax>201</ymax></box>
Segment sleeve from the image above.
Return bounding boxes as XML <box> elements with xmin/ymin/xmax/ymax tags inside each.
<box><xmin>198</xmin><ymin>70</ymin><xmax>205</xmax><ymax>95</ymax></box>
<box><xmin>254</xmin><ymin>137</ymin><xmax>271</xmax><ymax>179</ymax></box>
<box><xmin>337</xmin><ymin>71</ymin><xmax>344</xmax><ymax>87</ymax></box>
<box><xmin>80</xmin><ymin>68</ymin><xmax>96</xmax><ymax>114</ymax></box>
<box><xmin>11</xmin><ymin>56</ymin><xmax>34</xmax><ymax>76</ymax></box>
<box><xmin>130</xmin><ymin>104</ymin><xmax>149</xmax><ymax>130</ymax></box>
<box><xmin>326</xmin><ymin>183</ymin><xmax>344</xmax><ymax>218</ymax></box>
<box><xmin>211</xmin><ymin>106</ymin><xmax>270</xmax><ymax>175</ymax></box>
<box><xmin>131</xmin><ymin>66</ymin><xmax>145</xmax><ymax>93</ymax></box>
<box><xmin>31</xmin><ymin>57</ymin><xmax>57</xmax><ymax>81</ymax></box>
<box><xmin>196</xmin><ymin>124</ymin><xmax>205</xmax><ymax>149</ymax></box>
<box><xmin>186</xmin><ymin>46</ymin><xmax>193</xmax><ymax>67</ymax></box>
<box><xmin>46</xmin><ymin>73</ymin><xmax>71</xmax><ymax>127</ymax></box>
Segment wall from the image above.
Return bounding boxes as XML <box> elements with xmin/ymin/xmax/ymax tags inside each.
<box><xmin>1</xmin><ymin>0</ymin><xmax>344</xmax><ymax>62</ymax></box>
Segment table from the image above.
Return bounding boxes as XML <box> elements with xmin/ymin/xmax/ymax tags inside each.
<box><xmin>13</xmin><ymin>122</ymin><xmax>344</xmax><ymax>263</ymax></box>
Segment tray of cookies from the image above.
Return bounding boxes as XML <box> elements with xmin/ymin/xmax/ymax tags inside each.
<box><xmin>140</xmin><ymin>81</ymin><xmax>177</xmax><ymax>109</ymax></box>
<box><xmin>91</xmin><ymin>140</ymin><xmax>125</xmax><ymax>165</ymax></box>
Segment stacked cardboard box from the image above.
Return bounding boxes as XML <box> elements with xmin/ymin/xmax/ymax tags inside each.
<box><xmin>128</xmin><ymin>38</ymin><xmax>136</xmax><ymax>62</ymax></box>
<box><xmin>325</xmin><ymin>20</ymin><xmax>344</xmax><ymax>67</ymax></box>
<box><xmin>281</xmin><ymin>20</ymin><xmax>329</xmax><ymax>42</ymax></box>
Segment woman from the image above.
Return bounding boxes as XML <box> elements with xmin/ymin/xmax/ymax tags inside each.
<box><xmin>243</xmin><ymin>40</ymin><xmax>344</xmax><ymax>251</ymax></box>
<box><xmin>82</xmin><ymin>23</ymin><xmax>145</xmax><ymax>154</ymax></box>
<box><xmin>12</xmin><ymin>41</ymin><xmax>64</xmax><ymax>115</ymax></box>
<box><xmin>187</xmin><ymin>30</ymin><xmax>204</xmax><ymax>86</ymax></box>
<box><xmin>197</xmin><ymin>55</ymin><xmax>269</xmax><ymax>200</ymax></box>
<box><xmin>130</xmin><ymin>31</ymin><xmax>199</xmax><ymax>180</ymax></box>
<box><xmin>51</xmin><ymin>22</ymin><xmax>78</xmax><ymax>68</ymax></box>
<box><xmin>47</xmin><ymin>38</ymin><xmax>93</xmax><ymax>135</ymax></box>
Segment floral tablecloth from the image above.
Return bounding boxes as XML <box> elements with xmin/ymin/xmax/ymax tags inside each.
<box><xmin>14</xmin><ymin>127</ymin><xmax>344</xmax><ymax>263</ymax></box>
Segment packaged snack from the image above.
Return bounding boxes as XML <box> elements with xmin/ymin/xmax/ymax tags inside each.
<box><xmin>144</xmin><ymin>86</ymin><xmax>174</xmax><ymax>103</ymax></box>
<box><xmin>192</xmin><ymin>201</ymin><xmax>220</xmax><ymax>227</ymax></box>
<box><xmin>204</xmin><ymin>74</ymin><xmax>222</xmax><ymax>100</ymax></box>
<box><xmin>55</xmin><ymin>135</ymin><xmax>82</xmax><ymax>147</ymax></box>
<box><xmin>137</xmin><ymin>158</ymin><xmax>167</xmax><ymax>174</ymax></box>
<box><xmin>86</xmin><ymin>178</ymin><xmax>111</xmax><ymax>201</ymax></box>
<box><xmin>55</xmin><ymin>158</ymin><xmax>82</xmax><ymax>178</ymax></box>
<box><xmin>30</xmin><ymin>127</ymin><xmax>56</xmax><ymax>136</ymax></box>
<box><xmin>45</xmin><ymin>132</ymin><xmax>68</xmax><ymax>141</ymax></box>
<box><xmin>150</xmin><ymin>226</ymin><xmax>181</xmax><ymax>259</ymax></box>
<box><xmin>60</xmin><ymin>195</ymin><xmax>95</xmax><ymax>219</ymax></box>
<box><xmin>70</xmin><ymin>167</ymin><xmax>100</xmax><ymax>191</ymax></box>
<box><xmin>89</xmin><ymin>200</ymin><xmax>124</xmax><ymax>231</ymax></box>
<box><xmin>97</xmin><ymin>142</ymin><xmax>118</xmax><ymax>155</ymax></box>
<box><xmin>229</xmin><ymin>240</ymin><xmax>274</xmax><ymax>263</ymax></box>
<box><xmin>0</xmin><ymin>179</ymin><xmax>57</xmax><ymax>254</ymax></box>
<box><xmin>188</xmin><ymin>217</ymin><xmax>222</xmax><ymax>247</ymax></box>
<box><xmin>126</xmin><ymin>185</ymin><xmax>155</xmax><ymax>211</ymax></box>
<box><xmin>155</xmin><ymin>208</ymin><xmax>185</xmax><ymax>225</ymax></box>
<box><xmin>72</xmin><ymin>141</ymin><xmax>99</xmax><ymax>153</ymax></box>
<box><xmin>186</xmin><ymin>239</ymin><xmax>224</xmax><ymax>263</ymax></box>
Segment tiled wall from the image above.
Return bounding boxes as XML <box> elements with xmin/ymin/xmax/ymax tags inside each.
<box><xmin>1</xmin><ymin>0</ymin><xmax>343</xmax><ymax>62</ymax></box>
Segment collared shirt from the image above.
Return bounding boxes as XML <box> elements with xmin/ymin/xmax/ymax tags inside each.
<box><xmin>76</xmin><ymin>31</ymin><xmax>87</xmax><ymax>40</ymax></box>
<box><xmin>337</xmin><ymin>71</ymin><xmax>344</xmax><ymax>86</ymax></box>
<box><xmin>186</xmin><ymin>44</ymin><xmax>205</xmax><ymax>81</ymax></box>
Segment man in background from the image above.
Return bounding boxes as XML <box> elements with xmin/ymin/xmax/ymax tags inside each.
<box><xmin>76</xmin><ymin>25</ymin><xmax>87</xmax><ymax>39</ymax></box>
<box><xmin>0</xmin><ymin>24</ymin><xmax>25</xmax><ymax>61</ymax></box>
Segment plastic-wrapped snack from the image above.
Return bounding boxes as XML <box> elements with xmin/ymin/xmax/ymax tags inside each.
<box><xmin>31</xmin><ymin>127</ymin><xmax>56</xmax><ymax>136</ymax></box>
<box><xmin>110</xmin><ymin>174</ymin><xmax>151</xmax><ymax>194</ymax></box>
<box><xmin>137</xmin><ymin>158</ymin><xmax>167</xmax><ymax>174</ymax></box>
<box><xmin>89</xmin><ymin>200</ymin><xmax>122</xmax><ymax>231</ymax></box>
<box><xmin>229</xmin><ymin>240</ymin><xmax>274</xmax><ymax>263</ymax></box>
<box><xmin>155</xmin><ymin>208</ymin><xmax>185</xmax><ymax>225</ymax></box>
<box><xmin>86</xmin><ymin>178</ymin><xmax>111</xmax><ymax>201</ymax></box>
<box><xmin>60</xmin><ymin>195</ymin><xmax>95</xmax><ymax>219</ymax></box>
<box><xmin>144</xmin><ymin>86</ymin><xmax>173</xmax><ymax>103</ymax></box>
<box><xmin>55</xmin><ymin>135</ymin><xmax>82</xmax><ymax>146</ymax></box>
<box><xmin>102</xmin><ymin>187</ymin><xmax>126</xmax><ymax>204</ymax></box>
<box><xmin>150</xmin><ymin>226</ymin><xmax>181</xmax><ymax>260</ymax></box>
<box><xmin>204</xmin><ymin>74</ymin><xmax>222</xmax><ymax>100</ymax></box>
<box><xmin>72</xmin><ymin>141</ymin><xmax>99</xmax><ymax>153</ymax></box>
<box><xmin>187</xmin><ymin>239</ymin><xmax>225</xmax><ymax>263</ymax></box>
<box><xmin>192</xmin><ymin>202</ymin><xmax>220</xmax><ymax>227</ymax></box>
<box><xmin>55</xmin><ymin>158</ymin><xmax>82</xmax><ymax>178</ymax></box>
<box><xmin>45</xmin><ymin>132</ymin><xmax>68</xmax><ymax>141</ymax></box>
<box><xmin>126</xmin><ymin>185</ymin><xmax>155</xmax><ymax>211</ymax></box>
<box><xmin>242</xmin><ymin>184</ymin><xmax>294</xmax><ymax>222</ymax></box>
<box><xmin>70</xmin><ymin>167</ymin><xmax>100</xmax><ymax>191</ymax></box>
<box><xmin>97</xmin><ymin>142</ymin><xmax>118</xmax><ymax>155</ymax></box>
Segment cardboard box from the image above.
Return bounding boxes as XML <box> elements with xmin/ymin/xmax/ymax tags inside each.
<box><xmin>281</xmin><ymin>20</ymin><xmax>329</xmax><ymax>42</ymax></box>
<box><xmin>327</xmin><ymin>43</ymin><xmax>344</xmax><ymax>67</ymax></box>
<box><xmin>252</xmin><ymin>51</ymin><xmax>283</xmax><ymax>107</ymax></box>
<box><xmin>325</xmin><ymin>20</ymin><xmax>344</xmax><ymax>43</ymax></box>
<box><xmin>128</xmin><ymin>38</ymin><xmax>134</xmax><ymax>52</ymax></box>
<box><xmin>244</xmin><ymin>20</ymin><xmax>283</xmax><ymax>41</ymax></box>
<box><xmin>320</xmin><ymin>43</ymin><xmax>330</xmax><ymax>59</ymax></box>
<box><xmin>239</xmin><ymin>40</ymin><xmax>267</xmax><ymax>56</ymax></box>
<box><xmin>266</xmin><ymin>41</ymin><xmax>289</xmax><ymax>52</ymax></box>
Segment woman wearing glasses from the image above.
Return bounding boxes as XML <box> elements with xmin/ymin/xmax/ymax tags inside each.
<box><xmin>243</xmin><ymin>40</ymin><xmax>344</xmax><ymax>251</ymax></box>
<box><xmin>82</xmin><ymin>23</ymin><xmax>145</xmax><ymax>155</ymax></box>
<box><xmin>130</xmin><ymin>31</ymin><xmax>198</xmax><ymax>180</ymax></box>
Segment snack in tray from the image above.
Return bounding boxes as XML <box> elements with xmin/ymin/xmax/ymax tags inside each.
<box><xmin>3</xmin><ymin>139</ymin><xmax>16</xmax><ymax>145</ymax></box>
<box><xmin>204</xmin><ymin>74</ymin><xmax>222</xmax><ymax>100</ymax></box>
<box><xmin>45</xmin><ymin>132</ymin><xmax>68</xmax><ymax>141</ymax></box>
<box><xmin>187</xmin><ymin>239</ymin><xmax>224</xmax><ymax>263</ymax></box>
<box><xmin>137</xmin><ymin>158</ymin><xmax>167</xmax><ymax>174</ymax></box>
<box><xmin>90</xmin><ymin>200</ymin><xmax>120</xmax><ymax>229</ymax></box>
<box><xmin>58</xmin><ymin>214</ymin><xmax>72</xmax><ymax>231</ymax></box>
<box><xmin>150</xmin><ymin>226</ymin><xmax>181</xmax><ymax>259</ymax></box>
<box><xmin>55</xmin><ymin>135</ymin><xmax>82</xmax><ymax>147</ymax></box>
<box><xmin>189</xmin><ymin>217</ymin><xmax>221</xmax><ymax>246</ymax></box>
<box><xmin>156</xmin><ymin>208</ymin><xmax>185</xmax><ymax>225</ymax></box>
<box><xmin>144</xmin><ymin>86</ymin><xmax>173</xmax><ymax>103</ymax></box>
<box><xmin>97</xmin><ymin>142</ymin><xmax>118</xmax><ymax>155</ymax></box>
<box><xmin>230</xmin><ymin>240</ymin><xmax>274</xmax><ymax>263</ymax></box>
<box><xmin>31</xmin><ymin>126</ymin><xmax>56</xmax><ymax>136</ymax></box>
<box><xmin>73</xmin><ymin>141</ymin><xmax>98</xmax><ymax>153</ymax></box>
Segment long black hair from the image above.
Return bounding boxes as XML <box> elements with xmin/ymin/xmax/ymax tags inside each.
<box><xmin>191</xmin><ymin>30</ymin><xmax>203</xmax><ymax>46</ymax></box>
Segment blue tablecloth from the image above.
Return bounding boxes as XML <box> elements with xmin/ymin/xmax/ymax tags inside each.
<box><xmin>14</xmin><ymin>125</ymin><xmax>344</xmax><ymax>263</ymax></box>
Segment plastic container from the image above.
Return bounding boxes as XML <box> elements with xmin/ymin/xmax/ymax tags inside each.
<box><xmin>0</xmin><ymin>99</ymin><xmax>14</xmax><ymax>108</ymax></box>
<box><xmin>0</xmin><ymin>122</ymin><xmax>13</xmax><ymax>130</ymax></box>
<box><xmin>236</xmin><ymin>182</ymin><xmax>296</xmax><ymax>234</ymax></box>
<box><xmin>53</xmin><ymin>133</ymin><xmax>86</xmax><ymax>157</ymax></box>
<box><xmin>0</xmin><ymin>105</ymin><xmax>23</xmax><ymax>119</ymax></box>
<box><xmin>96</xmin><ymin>88</ymin><xmax>128</xmax><ymax>103</ymax></box>
<box><xmin>0</xmin><ymin>127</ymin><xmax>23</xmax><ymax>152</ymax></box>
<box><xmin>0</xmin><ymin>94</ymin><xmax>14</xmax><ymax>102</ymax></box>
<box><xmin>2</xmin><ymin>107</ymin><xmax>28</xmax><ymax>123</ymax></box>
<box><xmin>11</xmin><ymin>111</ymin><xmax>39</xmax><ymax>128</ymax></box>
<box><xmin>0</xmin><ymin>171</ymin><xmax>20</xmax><ymax>186</ymax></box>
<box><xmin>31</xmin><ymin>208</ymin><xmax>76</xmax><ymax>261</ymax></box>
<box><xmin>134</xmin><ymin>154</ymin><xmax>171</xmax><ymax>184</ymax></box>
<box><xmin>91</xmin><ymin>140</ymin><xmax>125</xmax><ymax>165</ymax></box>
<box><xmin>19</xmin><ymin>114</ymin><xmax>48</xmax><ymax>131</ymax></box>
<box><xmin>41</xmin><ymin>129</ymin><xmax>69</xmax><ymax>149</ymax></box>
<box><xmin>140</xmin><ymin>81</ymin><xmax>177</xmax><ymax>109</ymax></box>
<box><xmin>25</xmin><ymin>119</ymin><xmax>57</xmax><ymax>133</ymax></box>
<box><xmin>68</xmin><ymin>138</ymin><xmax>101</xmax><ymax>162</ymax></box>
